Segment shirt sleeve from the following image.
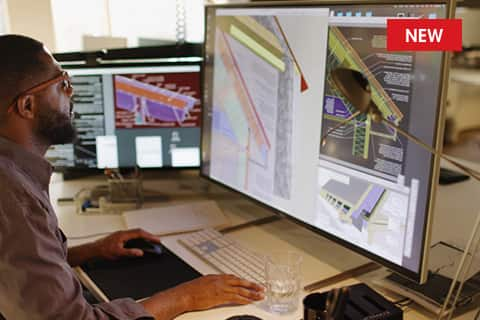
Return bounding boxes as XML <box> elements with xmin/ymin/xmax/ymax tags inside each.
<box><xmin>0</xmin><ymin>193</ymin><xmax>154</xmax><ymax>320</ymax></box>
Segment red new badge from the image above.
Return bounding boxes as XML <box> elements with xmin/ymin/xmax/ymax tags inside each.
<box><xmin>387</xmin><ymin>19</ymin><xmax>462</xmax><ymax>51</ymax></box>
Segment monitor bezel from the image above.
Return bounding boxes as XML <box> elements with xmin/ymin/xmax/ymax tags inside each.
<box><xmin>200</xmin><ymin>0</ymin><xmax>453</xmax><ymax>284</ymax></box>
<box><xmin>51</xmin><ymin>60</ymin><xmax>203</xmax><ymax>172</ymax></box>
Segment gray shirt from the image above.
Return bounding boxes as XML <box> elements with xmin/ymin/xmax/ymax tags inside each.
<box><xmin>0</xmin><ymin>137</ymin><xmax>154</xmax><ymax>320</ymax></box>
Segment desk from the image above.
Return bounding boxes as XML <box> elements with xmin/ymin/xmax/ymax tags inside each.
<box><xmin>51</xmin><ymin>166</ymin><xmax>480</xmax><ymax>320</ymax></box>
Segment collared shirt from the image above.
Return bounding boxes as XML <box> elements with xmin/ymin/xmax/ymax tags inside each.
<box><xmin>0</xmin><ymin>136</ymin><xmax>154</xmax><ymax>320</ymax></box>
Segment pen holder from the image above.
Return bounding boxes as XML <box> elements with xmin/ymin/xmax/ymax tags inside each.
<box><xmin>304</xmin><ymin>287</ymin><xmax>349</xmax><ymax>320</ymax></box>
<box><xmin>303</xmin><ymin>292</ymin><xmax>333</xmax><ymax>320</ymax></box>
<box><xmin>108</xmin><ymin>178</ymin><xmax>143</xmax><ymax>206</ymax></box>
<box><xmin>304</xmin><ymin>284</ymin><xmax>403</xmax><ymax>320</ymax></box>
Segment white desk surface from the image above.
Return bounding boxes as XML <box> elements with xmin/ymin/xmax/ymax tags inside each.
<box><xmin>51</xmin><ymin>166</ymin><xmax>480</xmax><ymax>320</ymax></box>
<box><xmin>450</xmin><ymin>68</ymin><xmax>480</xmax><ymax>86</ymax></box>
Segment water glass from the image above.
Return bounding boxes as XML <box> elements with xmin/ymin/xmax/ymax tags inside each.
<box><xmin>265</xmin><ymin>251</ymin><xmax>303</xmax><ymax>314</ymax></box>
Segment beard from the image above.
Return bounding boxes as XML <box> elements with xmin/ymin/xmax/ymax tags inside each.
<box><xmin>35</xmin><ymin>102</ymin><xmax>77</xmax><ymax>145</ymax></box>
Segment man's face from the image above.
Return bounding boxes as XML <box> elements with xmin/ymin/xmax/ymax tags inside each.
<box><xmin>33</xmin><ymin>50</ymin><xmax>76</xmax><ymax>145</ymax></box>
<box><xmin>35</xmin><ymin>99</ymin><xmax>76</xmax><ymax>145</ymax></box>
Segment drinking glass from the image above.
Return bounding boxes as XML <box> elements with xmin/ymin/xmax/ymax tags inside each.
<box><xmin>265</xmin><ymin>251</ymin><xmax>303</xmax><ymax>314</ymax></box>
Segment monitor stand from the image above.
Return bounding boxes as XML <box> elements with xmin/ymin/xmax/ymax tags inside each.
<box><xmin>378</xmin><ymin>271</ymin><xmax>480</xmax><ymax>317</ymax></box>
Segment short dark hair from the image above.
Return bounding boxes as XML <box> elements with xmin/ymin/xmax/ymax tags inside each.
<box><xmin>0</xmin><ymin>35</ymin><xmax>51</xmax><ymax>119</ymax></box>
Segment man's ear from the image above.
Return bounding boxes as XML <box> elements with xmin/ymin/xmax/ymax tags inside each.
<box><xmin>15</xmin><ymin>95</ymin><xmax>36</xmax><ymax>120</ymax></box>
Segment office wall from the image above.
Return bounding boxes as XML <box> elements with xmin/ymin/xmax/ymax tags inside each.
<box><xmin>5</xmin><ymin>0</ymin><xmax>56</xmax><ymax>50</ymax></box>
<box><xmin>0</xmin><ymin>0</ymin><xmax>8</xmax><ymax>34</ymax></box>
<box><xmin>457</xmin><ymin>7</ymin><xmax>480</xmax><ymax>47</ymax></box>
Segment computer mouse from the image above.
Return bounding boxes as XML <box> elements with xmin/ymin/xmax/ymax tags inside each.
<box><xmin>225</xmin><ymin>316</ymin><xmax>262</xmax><ymax>320</ymax></box>
<box><xmin>124</xmin><ymin>238</ymin><xmax>163</xmax><ymax>255</ymax></box>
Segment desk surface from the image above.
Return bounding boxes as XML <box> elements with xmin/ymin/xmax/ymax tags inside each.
<box><xmin>51</xmin><ymin>166</ymin><xmax>480</xmax><ymax>320</ymax></box>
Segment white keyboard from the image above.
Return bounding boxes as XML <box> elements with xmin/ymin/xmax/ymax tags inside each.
<box><xmin>178</xmin><ymin>228</ymin><xmax>266</xmax><ymax>284</ymax></box>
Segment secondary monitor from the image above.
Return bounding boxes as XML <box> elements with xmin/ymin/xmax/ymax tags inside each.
<box><xmin>201</xmin><ymin>1</ymin><xmax>451</xmax><ymax>283</ymax></box>
<box><xmin>46</xmin><ymin>64</ymin><xmax>202</xmax><ymax>169</ymax></box>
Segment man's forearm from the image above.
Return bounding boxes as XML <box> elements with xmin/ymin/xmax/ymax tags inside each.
<box><xmin>67</xmin><ymin>243</ymin><xmax>100</xmax><ymax>267</ymax></box>
<box><xmin>140</xmin><ymin>284</ymin><xmax>192</xmax><ymax>320</ymax></box>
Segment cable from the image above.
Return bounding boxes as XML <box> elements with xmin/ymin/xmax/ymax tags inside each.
<box><xmin>391</xmin><ymin>297</ymin><xmax>410</xmax><ymax>305</ymax></box>
<box><xmin>397</xmin><ymin>300</ymin><xmax>413</xmax><ymax>308</ymax></box>
<box><xmin>391</xmin><ymin>297</ymin><xmax>412</xmax><ymax>307</ymax></box>
<box><xmin>389</xmin><ymin>297</ymin><xmax>413</xmax><ymax>311</ymax></box>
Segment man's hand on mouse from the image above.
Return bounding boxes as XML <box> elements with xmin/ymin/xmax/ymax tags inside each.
<box><xmin>92</xmin><ymin>228</ymin><xmax>161</xmax><ymax>260</ymax></box>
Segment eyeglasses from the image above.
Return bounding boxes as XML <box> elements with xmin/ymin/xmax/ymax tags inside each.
<box><xmin>6</xmin><ymin>71</ymin><xmax>73</xmax><ymax>114</ymax></box>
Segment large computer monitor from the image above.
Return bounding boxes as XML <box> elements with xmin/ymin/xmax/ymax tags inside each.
<box><xmin>46</xmin><ymin>63</ymin><xmax>202</xmax><ymax>170</ymax></box>
<box><xmin>201</xmin><ymin>1</ymin><xmax>452</xmax><ymax>283</ymax></box>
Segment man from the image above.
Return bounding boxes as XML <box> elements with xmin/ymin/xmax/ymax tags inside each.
<box><xmin>0</xmin><ymin>35</ymin><xmax>264</xmax><ymax>320</ymax></box>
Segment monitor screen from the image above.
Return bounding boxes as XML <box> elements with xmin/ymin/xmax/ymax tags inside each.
<box><xmin>46</xmin><ymin>64</ymin><xmax>202</xmax><ymax>169</ymax></box>
<box><xmin>201</xmin><ymin>2</ymin><xmax>448</xmax><ymax>282</ymax></box>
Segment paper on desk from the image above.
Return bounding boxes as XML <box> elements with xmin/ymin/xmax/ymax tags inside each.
<box><xmin>123</xmin><ymin>200</ymin><xmax>230</xmax><ymax>235</ymax></box>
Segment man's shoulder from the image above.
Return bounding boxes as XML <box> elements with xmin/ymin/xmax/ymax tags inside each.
<box><xmin>0</xmin><ymin>156</ymin><xmax>32</xmax><ymax>205</ymax></box>
<box><xmin>0</xmin><ymin>163</ymin><xmax>41</xmax><ymax>232</ymax></box>
<box><xmin>0</xmin><ymin>156</ymin><xmax>24</xmax><ymax>188</ymax></box>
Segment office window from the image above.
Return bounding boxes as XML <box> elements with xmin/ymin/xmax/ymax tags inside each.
<box><xmin>50</xmin><ymin>0</ymin><xmax>204</xmax><ymax>53</ymax></box>
<box><xmin>51</xmin><ymin>0</ymin><xmax>110</xmax><ymax>52</ymax></box>
<box><xmin>108</xmin><ymin>0</ymin><xmax>177</xmax><ymax>46</ymax></box>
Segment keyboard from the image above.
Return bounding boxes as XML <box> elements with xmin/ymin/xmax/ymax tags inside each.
<box><xmin>178</xmin><ymin>228</ymin><xmax>266</xmax><ymax>284</ymax></box>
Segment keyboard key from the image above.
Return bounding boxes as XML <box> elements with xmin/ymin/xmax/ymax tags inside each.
<box><xmin>179</xmin><ymin>229</ymin><xmax>266</xmax><ymax>282</ymax></box>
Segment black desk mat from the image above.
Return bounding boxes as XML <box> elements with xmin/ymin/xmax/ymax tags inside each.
<box><xmin>81</xmin><ymin>246</ymin><xmax>201</xmax><ymax>301</ymax></box>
